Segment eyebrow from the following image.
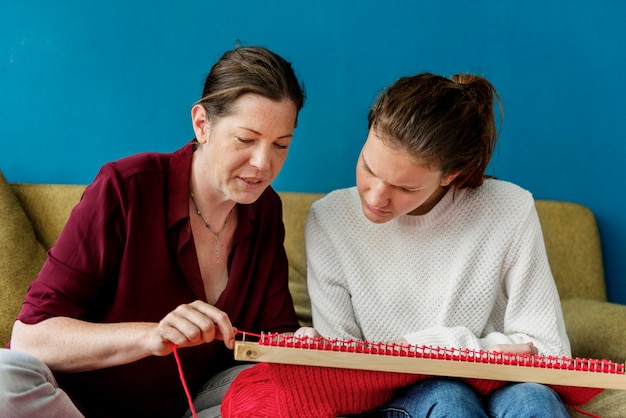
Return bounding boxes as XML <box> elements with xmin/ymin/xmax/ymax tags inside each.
<box><xmin>361</xmin><ymin>152</ymin><xmax>422</xmax><ymax>191</ymax></box>
<box><xmin>240</xmin><ymin>126</ymin><xmax>293</xmax><ymax>140</ymax></box>
<box><xmin>360</xmin><ymin>153</ymin><xmax>374</xmax><ymax>174</ymax></box>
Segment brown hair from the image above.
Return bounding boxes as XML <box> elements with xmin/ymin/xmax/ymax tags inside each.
<box><xmin>197</xmin><ymin>45</ymin><xmax>305</xmax><ymax>125</ymax></box>
<box><xmin>367</xmin><ymin>73</ymin><xmax>502</xmax><ymax>189</ymax></box>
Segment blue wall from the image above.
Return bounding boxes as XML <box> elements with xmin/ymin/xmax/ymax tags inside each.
<box><xmin>2</xmin><ymin>1</ymin><xmax>625</xmax><ymax>303</ymax></box>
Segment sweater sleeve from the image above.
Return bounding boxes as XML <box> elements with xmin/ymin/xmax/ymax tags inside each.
<box><xmin>403</xmin><ymin>199</ymin><xmax>571</xmax><ymax>357</ymax></box>
<box><xmin>305</xmin><ymin>202</ymin><xmax>363</xmax><ymax>340</ymax></box>
<box><xmin>498</xmin><ymin>199</ymin><xmax>571</xmax><ymax>356</ymax></box>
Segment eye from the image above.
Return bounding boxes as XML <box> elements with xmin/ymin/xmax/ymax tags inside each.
<box><xmin>397</xmin><ymin>185</ymin><xmax>421</xmax><ymax>193</ymax></box>
<box><xmin>236</xmin><ymin>136</ymin><xmax>253</xmax><ymax>144</ymax></box>
<box><xmin>274</xmin><ymin>142</ymin><xmax>289</xmax><ymax>150</ymax></box>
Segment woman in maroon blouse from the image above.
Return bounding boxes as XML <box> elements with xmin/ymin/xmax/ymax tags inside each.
<box><xmin>0</xmin><ymin>45</ymin><xmax>305</xmax><ymax>417</ymax></box>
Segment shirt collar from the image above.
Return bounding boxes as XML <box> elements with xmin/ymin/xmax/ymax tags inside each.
<box><xmin>167</xmin><ymin>141</ymin><xmax>194</xmax><ymax>229</ymax></box>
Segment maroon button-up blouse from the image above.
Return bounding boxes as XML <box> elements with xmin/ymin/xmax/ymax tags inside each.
<box><xmin>17</xmin><ymin>141</ymin><xmax>299</xmax><ymax>417</ymax></box>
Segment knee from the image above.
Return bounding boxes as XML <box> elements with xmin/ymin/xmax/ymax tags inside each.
<box><xmin>498</xmin><ymin>382</ymin><xmax>561</xmax><ymax>403</ymax></box>
<box><xmin>0</xmin><ymin>348</ymin><xmax>52</xmax><ymax>392</ymax></box>
<box><xmin>487</xmin><ymin>383</ymin><xmax>567</xmax><ymax>417</ymax></box>
<box><xmin>517</xmin><ymin>383</ymin><xmax>565</xmax><ymax>410</ymax></box>
<box><xmin>0</xmin><ymin>349</ymin><xmax>83</xmax><ymax>417</ymax></box>
<box><xmin>404</xmin><ymin>378</ymin><xmax>484</xmax><ymax>414</ymax></box>
<box><xmin>409</xmin><ymin>378</ymin><xmax>480</xmax><ymax>400</ymax></box>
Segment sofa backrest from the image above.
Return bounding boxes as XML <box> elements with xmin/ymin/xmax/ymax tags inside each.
<box><xmin>11</xmin><ymin>183</ymin><xmax>86</xmax><ymax>249</ymax></box>
<box><xmin>278</xmin><ymin>192</ymin><xmax>324</xmax><ymax>326</ymax></box>
<box><xmin>535</xmin><ymin>200</ymin><xmax>606</xmax><ymax>301</ymax></box>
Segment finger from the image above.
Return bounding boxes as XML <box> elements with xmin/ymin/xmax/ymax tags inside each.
<box><xmin>294</xmin><ymin>327</ymin><xmax>319</xmax><ymax>339</ymax></box>
<box><xmin>489</xmin><ymin>343</ymin><xmax>537</xmax><ymax>355</ymax></box>
<box><xmin>186</xmin><ymin>301</ymin><xmax>236</xmax><ymax>349</ymax></box>
<box><xmin>159</xmin><ymin>305</ymin><xmax>217</xmax><ymax>346</ymax></box>
<box><xmin>160</xmin><ymin>302</ymin><xmax>232</xmax><ymax>346</ymax></box>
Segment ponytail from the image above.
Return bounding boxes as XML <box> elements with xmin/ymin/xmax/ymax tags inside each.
<box><xmin>450</xmin><ymin>73</ymin><xmax>502</xmax><ymax>188</ymax></box>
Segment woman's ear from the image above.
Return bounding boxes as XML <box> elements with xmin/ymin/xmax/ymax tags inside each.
<box><xmin>191</xmin><ymin>105</ymin><xmax>210</xmax><ymax>144</ymax></box>
<box><xmin>441</xmin><ymin>172</ymin><xmax>461</xmax><ymax>187</ymax></box>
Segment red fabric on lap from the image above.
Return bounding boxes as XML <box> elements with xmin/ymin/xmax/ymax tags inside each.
<box><xmin>221</xmin><ymin>363</ymin><xmax>603</xmax><ymax>418</ymax></box>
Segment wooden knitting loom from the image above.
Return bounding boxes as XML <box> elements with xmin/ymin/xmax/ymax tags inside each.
<box><xmin>234</xmin><ymin>333</ymin><xmax>626</xmax><ymax>391</ymax></box>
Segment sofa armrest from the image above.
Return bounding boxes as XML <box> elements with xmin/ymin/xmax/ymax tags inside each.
<box><xmin>561</xmin><ymin>298</ymin><xmax>626</xmax><ymax>364</ymax></box>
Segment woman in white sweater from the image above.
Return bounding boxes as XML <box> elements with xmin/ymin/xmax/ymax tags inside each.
<box><xmin>302</xmin><ymin>73</ymin><xmax>571</xmax><ymax>417</ymax></box>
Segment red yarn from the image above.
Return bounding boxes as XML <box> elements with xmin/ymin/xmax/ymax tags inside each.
<box><xmin>221</xmin><ymin>363</ymin><xmax>603</xmax><ymax>418</ymax></box>
<box><xmin>173</xmin><ymin>346</ymin><xmax>198</xmax><ymax>418</ymax></box>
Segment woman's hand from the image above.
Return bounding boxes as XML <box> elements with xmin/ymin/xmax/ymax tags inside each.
<box><xmin>488</xmin><ymin>341</ymin><xmax>538</xmax><ymax>355</ymax></box>
<box><xmin>293</xmin><ymin>326</ymin><xmax>321</xmax><ymax>339</ymax></box>
<box><xmin>149</xmin><ymin>300</ymin><xmax>236</xmax><ymax>356</ymax></box>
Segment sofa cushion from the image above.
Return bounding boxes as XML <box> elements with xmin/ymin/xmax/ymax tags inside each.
<box><xmin>561</xmin><ymin>298</ymin><xmax>626</xmax><ymax>364</ymax></box>
<box><xmin>288</xmin><ymin>265</ymin><xmax>312</xmax><ymax>327</ymax></box>
<box><xmin>0</xmin><ymin>171</ymin><xmax>47</xmax><ymax>346</ymax></box>
<box><xmin>566</xmin><ymin>389</ymin><xmax>626</xmax><ymax>418</ymax></box>
<box><xmin>10</xmin><ymin>183</ymin><xmax>86</xmax><ymax>250</ymax></box>
<box><xmin>279</xmin><ymin>192</ymin><xmax>324</xmax><ymax>327</ymax></box>
<box><xmin>535</xmin><ymin>200</ymin><xmax>606</xmax><ymax>301</ymax></box>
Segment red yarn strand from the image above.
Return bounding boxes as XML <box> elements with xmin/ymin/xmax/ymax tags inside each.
<box><xmin>173</xmin><ymin>345</ymin><xmax>198</xmax><ymax>418</ymax></box>
<box><xmin>570</xmin><ymin>405</ymin><xmax>600</xmax><ymax>418</ymax></box>
<box><xmin>236</xmin><ymin>329</ymin><xmax>262</xmax><ymax>339</ymax></box>
<box><xmin>172</xmin><ymin>331</ymin><xmax>260</xmax><ymax>418</ymax></box>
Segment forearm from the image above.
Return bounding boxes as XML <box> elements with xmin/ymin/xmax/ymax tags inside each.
<box><xmin>10</xmin><ymin>318</ymin><xmax>157</xmax><ymax>372</ymax></box>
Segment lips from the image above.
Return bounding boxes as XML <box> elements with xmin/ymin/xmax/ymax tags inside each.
<box><xmin>364</xmin><ymin>201</ymin><xmax>391</xmax><ymax>217</ymax></box>
<box><xmin>238</xmin><ymin>176</ymin><xmax>266</xmax><ymax>188</ymax></box>
<box><xmin>241</xmin><ymin>177</ymin><xmax>262</xmax><ymax>184</ymax></box>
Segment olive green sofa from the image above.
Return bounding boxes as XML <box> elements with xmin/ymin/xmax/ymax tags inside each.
<box><xmin>1</xmin><ymin>170</ymin><xmax>625</xmax><ymax>416</ymax></box>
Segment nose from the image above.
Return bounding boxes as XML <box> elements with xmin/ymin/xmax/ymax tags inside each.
<box><xmin>367</xmin><ymin>180</ymin><xmax>389</xmax><ymax>208</ymax></box>
<box><xmin>250</xmin><ymin>145</ymin><xmax>272</xmax><ymax>171</ymax></box>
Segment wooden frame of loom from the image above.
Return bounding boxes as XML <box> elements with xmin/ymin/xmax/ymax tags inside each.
<box><xmin>234</xmin><ymin>341</ymin><xmax>626</xmax><ymax>391</ymax></box>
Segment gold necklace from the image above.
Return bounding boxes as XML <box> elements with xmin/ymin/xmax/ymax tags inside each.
<box><xmin>189</xmin><ymin>191</ymin><xmax>233</xmax><ymax>264</ymax></box>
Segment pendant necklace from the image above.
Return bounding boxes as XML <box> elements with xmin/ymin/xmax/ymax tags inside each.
<box><xmin>189</xmin><ymin>191</ymin><xmax>233</xmax><ymax>264</ymax></box>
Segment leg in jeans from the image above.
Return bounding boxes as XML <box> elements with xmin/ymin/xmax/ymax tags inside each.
<box><xmin>181</xmin><ymin>364</ymin><xmax>254</xmax><ymax>418</ymax></box>
<box><xmin>0</xmin><ymin>348</ymin><xmax>84</xmax><ymax>418</ymax></box>
<box><xmin>359</xmin><ymin>377</ymin><xmax>488</xmax><ymax>418</ymax></box>
<box><xmin>485</xmin><ymin>382</ymin><xmax>569</xmax><ymax>418</ymax></box>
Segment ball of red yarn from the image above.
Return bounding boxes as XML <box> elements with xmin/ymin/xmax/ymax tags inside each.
<box><xmin>221</xmin><ymin>363</ymin><xmax>281</xmax><ymax>418</ymax></box>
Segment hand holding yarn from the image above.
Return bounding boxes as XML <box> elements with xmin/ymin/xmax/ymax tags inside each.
<box><xmin>150</xmin><ymin>300</ymin><xmax>236</xmax><ymax>356</ymax></box>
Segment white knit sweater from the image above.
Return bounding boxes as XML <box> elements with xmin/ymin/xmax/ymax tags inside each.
<box><xmin>305</xmin><ymin>179</ymin><xmax>571</xmax><ymax>357</ymax></box>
